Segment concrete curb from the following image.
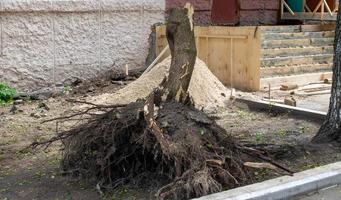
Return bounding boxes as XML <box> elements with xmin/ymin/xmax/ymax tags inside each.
<box><xmin>194</xmin><ymin>162</ymin><xmax>341</xmax><ymax>200</ymax></box>
<box><xmin>235</xmin><ymin>98</ymin><xmax>326</xmax><ymax>123</ymax></box>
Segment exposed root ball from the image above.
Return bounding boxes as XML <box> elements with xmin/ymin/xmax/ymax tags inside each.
<box><xmin>60</xmin><ymin>101</ymin><xmax>248</xmax><ymax>199</ymax></box>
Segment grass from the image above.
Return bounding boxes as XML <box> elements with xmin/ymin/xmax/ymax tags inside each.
<box><xmin>0</xmin><ymin>83</ymin><xmax>16</xmax><ymax>105</ymax></box>
<box><xmin>62</xmin><ymin>85</ymin><xmax>72</xmax><ymax>95</ymax></box>
<box><xmin>254</xmin><ymin>132</ymin><xmax>265</xmax><ymax>144</ymax></box>
<box><xmin>276</xmin><ymin>129</ymin><xmax>287</xmax><ymax>138</ymax></box>
<box><xmin>237</xmin><ymin>109</ymin><xmax>256</xmax><ymax>120</ymax></box>
<box><xmin>299</xmin><ymin>126</ymin><xmax>310</xmax><ymax>134</ymax></box>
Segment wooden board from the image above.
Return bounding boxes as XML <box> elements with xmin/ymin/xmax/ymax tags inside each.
<box><xmin>155</xmin><ymin>26</ymin><xmax>261</xmax><ymax>92</ymax></box>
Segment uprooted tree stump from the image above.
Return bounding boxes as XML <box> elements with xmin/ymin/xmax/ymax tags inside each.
<box><xmin>164</xmin><ymin>4</ymin><xmax>196</xmax><ymax>103</ymax></box>
<box><xmin>29</xmin><ymin>4</ymin><xmax>293</xmax><ymax>200</ymax></box>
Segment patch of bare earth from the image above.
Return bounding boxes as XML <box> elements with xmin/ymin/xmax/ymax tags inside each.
<box><xmin>1</xmin><ymin>66</ymin><xmax>341</xmax><ymax>199</ymax></box>
<box><xmin>0</xmin><ymin>77</ymin><xmax>159</xmax><ymax>199</ymax></box>
<box><xmin>1</xmin><ymin>93</ymin><xmax>340</xmax><ymax>199</ymax></box>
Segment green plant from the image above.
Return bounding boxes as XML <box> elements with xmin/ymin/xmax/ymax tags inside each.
<box><xmin>254</xmin><ymin>132</ymin><xmax>265</xmax><ymax>144</ymax></box>
<box><xmin>276</xmin><ymin>129</ymin><xmax>287</xmax><ymax>138</ymax></box>
<box><xmin>299</xmin><ymin>126</ymin><xmax>310</xmax><ymax>134</ymax></box>
<box><xmin>62</xmin><ymin>85</ymin><xmax>72</xmax><ymax>94</ymax></box>
<box><xmin>23</xmin><ymin>95</ymin><xmax>32</xmax><ymax>103</ymax></box>
<box><xmin>199</xmin><ymin>128</ymin><xmax>205</xmax><ymax>136</ymax></box>
<box><xmin>0</xmin><ymin>83</ymin><xmax>16</xmax><ymax>105</ymax></box>
<box><xmin>237</xmin><ymin>109</ymin><xmax>256</xmax><ymax>120</ymax></box>
<box><xmin>268</xmin><ymin>101</ymin><xmax>275</xmax><ymax>112</ymax></box>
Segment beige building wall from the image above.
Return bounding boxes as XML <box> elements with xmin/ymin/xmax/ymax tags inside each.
<box><xmin>0</xmin><ymin>0</ymin><xmax>165</xmax><ymax>90</ymax></box>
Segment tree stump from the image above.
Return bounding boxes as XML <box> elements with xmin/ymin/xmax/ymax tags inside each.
<box><xmin>164</xmin><ymin>3</ymin><xmax>197</xmax><ymax>103</ymax></box>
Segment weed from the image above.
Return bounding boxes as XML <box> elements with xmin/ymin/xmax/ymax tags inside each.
<box><xmin>0</xmin><ymin>188</ymin><xmax>9</xmax><ymax>193</ymax></box>
<box><xmin>0</xmin><ymin>83</ymin><xmax>16</xmax><ymax>105</ymax></box>
<box><xmin>237</xmin><ymin>110</ymin><xmax>256</xmax><ymax>120</ymax></box>
<box><xmin>276</xmin><ymin>129</ymin><xmax>287</xmax><ymax>138</ymax></box>
<box><xmin>206</xmin><ymin>143</ymin><xmax>213</xmax><ymax>149</ymax></box>
<box><xmin>268</xmin><ymin>101</ymin><xmax>275</xmax><ymax>111</ymax></box>
<box><xmin>23</xmin><ymin>95</ymin><xmax>32</xmax><ymax>104</ymax></box>
<box><xmin>32</xmin><ymin>134</ymin><xmax>48</xmax><ymax>143</ymax></box>
<box><xmin>299</xmin><ymin>126</ymin><xmax>310</xmax><ymax>134</ymax></box>
<box><xmin>34</xmin><ymin>171</ymin><xmax>46</xmax><ymax>179</ymax></box>
<box><xmin>254</xmin><ymin>132</ymin><xmax>265</xmax><ymax>144</ymax></box>
<box><xmin>62</xmin><ymin>85</ymin><xmax>72</xmax><ymax>95</ymax></box>
<box><xmin>299</xmin><ymin>163</ymin><xmax>321</xmax><ymax>171</ymax></box>
<box><xmin>199</xmin><ymin>128</ymin><xmax>205</xmax><ymax>136</ymax></box>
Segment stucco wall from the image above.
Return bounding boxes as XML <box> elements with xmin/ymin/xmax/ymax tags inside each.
<box><xmin>0</xmin><ymin>0</ymin><xmax>165</xmax><ymax>91</ymax></box>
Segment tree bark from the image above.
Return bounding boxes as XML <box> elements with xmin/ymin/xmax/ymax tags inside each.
<box><xmin>164</xmin><ymin>4</ymin><xmax>197</xmax><ymax>103</ymax></box>
<box><xmin>312</xmin><ymin>2</ymin><xmax>341</xmax><ymax>143</ymax></box>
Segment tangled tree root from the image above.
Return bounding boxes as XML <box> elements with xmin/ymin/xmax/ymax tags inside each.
<box><xmin>30</xmin><ymin>97</ymin><xmax>293</xmax><ymax>200</ymax></box>
<box><xmin>61</xmin><ymin>101</ymin><xmax>246</xmax><ymax>199</ymax></box>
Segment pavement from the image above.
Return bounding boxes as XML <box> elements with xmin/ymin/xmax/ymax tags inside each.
<box><xmin>297</xmin><ymin>185</ymin><xmax>341</xmax><ymax>200</ymax></box>
<box><xmin>297</xmin><ymin>94</ymin><xmax>331</xmax><ymax>113</ymax></box>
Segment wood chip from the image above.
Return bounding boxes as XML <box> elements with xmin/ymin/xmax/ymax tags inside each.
<box><xmin>206</xmin><ymin>159</ymin><xmax>224</xmax><ymax>166</ymax></box>
<box><xmin>284</xmin><ymin>97</ymin><xmax>296</xmax><ymax>107</ymax></box>
<box><xmin>280</xmin><ymin>84</ymin><xmax>298</xmax><ymax>91</ymax></box>
<box><xmin>244</xmin><ymin>162</ymin><xmax>278</xmax><ymax>170</ymax></box>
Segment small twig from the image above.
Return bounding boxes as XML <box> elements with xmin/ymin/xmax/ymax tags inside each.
<box><xmin>41</xmin><ymin>101</ymin><xmax>127</xmax><ymax>123</ymax></box>
<box><xmin>66</xmin><ymin>99</ymin><xmax>126</xmax><ymax>108</ymax></box>
<box><xmin>236</xmin><ymin>144</ymin><xmax>295</xmax><ymax>175</ymax></box>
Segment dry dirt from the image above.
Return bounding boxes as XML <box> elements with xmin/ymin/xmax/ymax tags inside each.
<box><xmin>1</xmin><ymin>88</ymin><xmax>341</xmax><ymax>199</ymax></box>
<box><xmin>1</xmin><ymin>67</ymin><xmax>341</xmax><ymax>199</ymax></box>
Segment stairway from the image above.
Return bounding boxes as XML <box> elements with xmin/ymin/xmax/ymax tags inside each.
<box><xmin>260</xmin><ymin>25</ymin><xmax>335</xmax><ymax>78</ymax></box>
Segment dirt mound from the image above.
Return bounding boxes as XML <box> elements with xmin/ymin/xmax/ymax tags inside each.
<box><xmin>89</xmin><ymin>57</ymin><xmax>230</xmax><ymax>113</ymax></box>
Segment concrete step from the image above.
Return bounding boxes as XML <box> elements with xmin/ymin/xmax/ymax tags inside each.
<box><xmin>262</xmin><ymin>46</ymin><xmax>333</xmax><ymax>58</ymax></box>
<box><xmin>261</xmin><ymin>54</ymin><xmax>334</xmax><ymax>67</ymax></box>
<box><xmin>263</xmin><ymin>31</ymin><xmax>334</xmax><ymax>40</ymax></box>
<box><xmin>261</xmin><ymin>25</ymin><xmax>301</xmax><ymax>33</ymax></box>
<box><xmin>263</xmin><ymin>32</ymin><xmax>307</xmax><ymax>40</ymax></box>
<box><xmin>311</xmin><ymin>37</ymin><xmax>335</xmax><ymax>46</ymax></box>
<box><xmin>308</xmin><ymin>31</ymin><xmax>335</xmax><ymax>38</ymax></box>
<box><xmin>262</xmin><ymin>38</ymin><xmax>334</xmax><ymax>49</ymax></box>
<box><xmin>262</xmin><ymin>39</ymin><xmax>310</xmax><ymax>48</ymax></box>
<box><xmin>261</xmin><ymin>63</ymin><xmax>332</xmax><ymax>78</ymax></box>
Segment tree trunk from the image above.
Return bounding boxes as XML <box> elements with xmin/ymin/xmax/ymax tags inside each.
<box><xmin>312</xmin><ymin>2</ymin><xmax>341</xmax><ymax>143</ymax></box>
<box><xmin>164</xmin><ymin>4</ymin><xmax>197</xmax><ymax>103</ymax></box>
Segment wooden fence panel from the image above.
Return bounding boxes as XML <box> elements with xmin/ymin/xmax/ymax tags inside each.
<box><xmin>155</xmin><ymin>25</ymin><xmax>261</xmax><ymax>92</ymax></box>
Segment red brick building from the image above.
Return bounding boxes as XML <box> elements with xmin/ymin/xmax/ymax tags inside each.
<box><xmin>166</xmin><ymin>0</ymin><xmax>281</xmax><ymax>25</ymax></box>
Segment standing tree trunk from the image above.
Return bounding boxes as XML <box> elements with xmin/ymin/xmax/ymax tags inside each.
<box><xmin>312</xmin><ymin>2</ymin><xmax>341</xmax><ymax>143</ymax></box>
<box><xmin>164</xmin><ymin>3</ymin><xmax>197</xmax><ymax>103</ymax></box>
